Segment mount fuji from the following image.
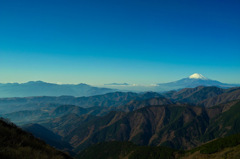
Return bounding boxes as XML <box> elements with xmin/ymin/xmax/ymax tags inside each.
<box><xmin>156</xmin><ymin>73</ymin><xmax>239</xmax><ymax>91</ymax></box>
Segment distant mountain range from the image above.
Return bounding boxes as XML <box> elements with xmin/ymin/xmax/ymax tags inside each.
<box><xmin>0</xmin><ymin>73</ymin><xmax>239</xmax><ymax>97</ymax></box>
<box><xmin>156</xmin><ymin>73</ymin><xmax>239</xmax><ymax>91</ymax></box>
<box><xmin>103</xmin><ymin>73</ymin><xmax>240</xmax><ymax>92</ymax></box>
<box><xmin>0</xmin><ymin>81</ymin><xmax>115</xmax><ymax>98</ymax></box>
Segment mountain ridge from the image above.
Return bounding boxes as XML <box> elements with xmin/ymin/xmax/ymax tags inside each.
<box><xmin>0</xmin><ymin>81</ymin><xmax>115</xmax><ymax>98</ymax></box>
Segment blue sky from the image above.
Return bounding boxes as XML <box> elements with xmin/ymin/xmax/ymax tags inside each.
<box><xmin>0</xmin><ymin>0</ymin><xmax>240</xmax><ymax>85</ymax></box>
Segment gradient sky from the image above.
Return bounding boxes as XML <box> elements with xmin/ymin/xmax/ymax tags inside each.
<box><xmin>0</xmin><ymin>0</ymin><xmax>240</xmax><ymax>85</ymax></box>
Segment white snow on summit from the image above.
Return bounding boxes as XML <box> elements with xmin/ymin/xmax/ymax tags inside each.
<box><xmin>189</xmin><ymin>73</ymin><xmax>207</xmax><ymax>80</ymax></box>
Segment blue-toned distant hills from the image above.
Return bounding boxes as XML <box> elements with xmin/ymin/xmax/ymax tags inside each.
<box><xmin>103</xmin><ymin>73</ymin><xmax>239</xmax><ymax>92</ymax></box>
<box><xmin>156</xmin><ymin>73</ymin><xmax>239</xmax><ymax>91</ymax></box>
<box><xmin>0</xmin><ymin>73</ymin><xmax>239</xmax><ymax>97</ymax></box>
<box><xmin>0</xmin><ymin>81</ymin><xmax>115</xmax><ymax>98</ymax></box>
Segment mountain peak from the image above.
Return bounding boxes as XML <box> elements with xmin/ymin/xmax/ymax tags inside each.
<box><xmin>189</xmin><ymin>73</ymin><xmax>207</xmax><ymax>80</ymax></box>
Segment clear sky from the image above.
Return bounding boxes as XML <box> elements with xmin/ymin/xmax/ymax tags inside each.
<box><xmin>0</xmin><ymin>0</ymin><xmax>240</xmax><ymax>85</ymax></box>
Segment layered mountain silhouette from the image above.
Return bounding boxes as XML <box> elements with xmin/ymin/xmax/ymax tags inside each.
<box><xmin>0</xmin><ymin>81</ymin><xmax>115</xmax><ymax>98</ymax></box>
<box><xmin>19</xmin><ymin>98</ymin><xmax>239</xmax><ymax>155</ymax></box>
<box><xmin>8</xmin><ymin>86</ymin><xmax>237</xmax><ymax>153</ymax></box>
<box><xmin>1</xmin><ymin>85</ymin><xmax>240</xmax><ymax>158</ymax></box>
<box><xmin>1</xmin><ymin>94</ymin><xmax>169</xmax><ymax>125</ymax></box>
<box><xmin>1</xmin><ymin>86</ymin><xmax>240</xmax><ymax>125</ymax></box>
<box><xmin>1</xmin><ymin>86</ymin><xmax>239</xmax><ymax>115</ymax></box>
<box><xmin>0</xmin><ymin>91</ymin><xmax>163</xmax><ymax>114</ymax></box>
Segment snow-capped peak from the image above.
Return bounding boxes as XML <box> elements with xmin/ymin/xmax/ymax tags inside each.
<box><xmin>189</xmin><ymin>73</ymin><xmax>207</xmax><ymax>80</ymax></box>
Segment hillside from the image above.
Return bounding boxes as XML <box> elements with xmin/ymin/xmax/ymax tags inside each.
<box><xmin>22</xmin><ymin>123</ymin><xmax>73</xmax><ymax>152</ymax></box>
<box><xmin>77</xmin><ymin>141</ymin><xmax>176</xmax><ymax>159</ymax></box>
<box><xmin>199</xmin><ymin>87</ymin><xmax>240</xmax><ymax>107</ymax></box>
<box><xmin>163</xmin><ymin>86</ymin><xmax>240</xmax><ymax>107</ymax></box>
<box><xmin>77</xmin><ymin>133</ymin><xmax>240</xmax><ymax>159</ymax></box>
<box><xmin>40</xmin><ymin>113</ymin><xmax>98</xmax><ymax>137</ymax></box>
<box><xmin>0</xmin><ymin>118</ymin><xmax>71</xmax><ymax>159</ymax></box>
<box><xmin>57</xmin><ymin>100</ymin><xmax>240</xmax><ymax>153</ymax></box>
<box><xmin>182</xmin><ymin>133</ymin><xmax>240</xmax><ymax>159</ymax></box>
<box><xmin>116</xmin><ymin>96</ymin><xmax>174</xmax><ymax>112</ymax></box>
<box><xmin>70</xmin><ymin>105</ymin><xmax>211</xmax><ymax>152</ymax></box>
<box><xmin>203</xmin><ymin>100</ymin><xmax>240</xmax><ymax>141</ymax></box>
<box><xmin>163</xmin><ymin>86</ymin><xmax>225</xmax><ymax>104</ymax></box>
